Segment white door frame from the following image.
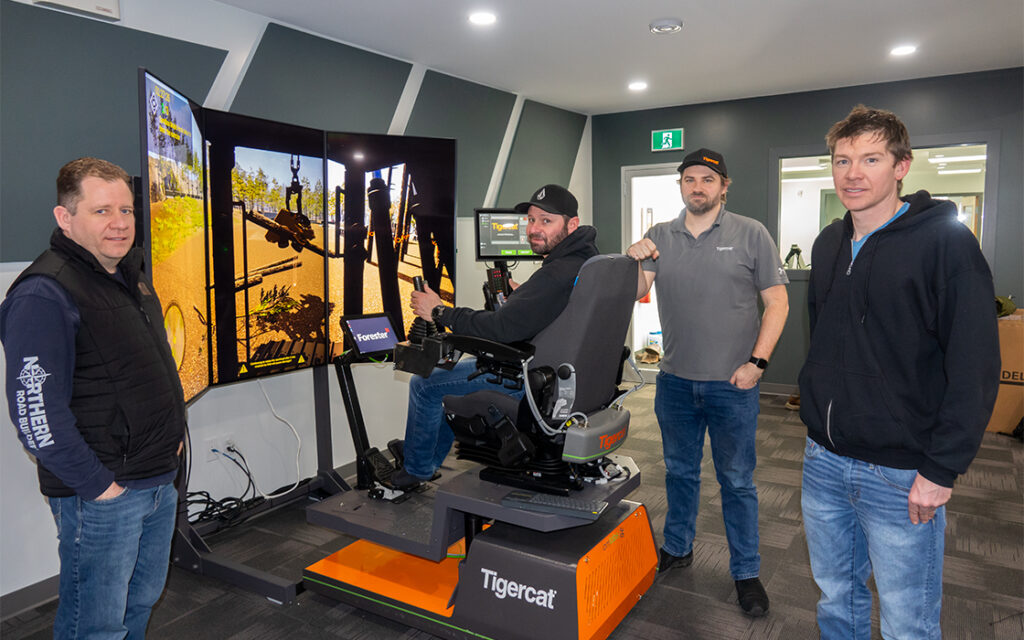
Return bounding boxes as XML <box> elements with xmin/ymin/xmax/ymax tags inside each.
<box><xmin>620</xmin><ymin>162</ymin><xmax>678</xmax><ymax>382</ymax></box>
<box><xmin>620</xmin><ymin>162</ymin><xmax>680</xmax><ymax>252</ymax></box>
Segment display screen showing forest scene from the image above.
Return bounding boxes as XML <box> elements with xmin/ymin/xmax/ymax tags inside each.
<box><xmin>228</xmin><ymin>147</ymin><xmax>326</xmax><ymax>381</ymax></box>
<box><xmin>141</xmin><ymin>72</ymin><xmax>208</xmax><ymax>402</ymax></box>
<box><xmin>326</xmin><ymin>133</ymin><xmax>456</xmax><ymax>350</ymax></box>
<box><xmin>138</xmin><ymin>71</ymin><xmax>457</xmax><ymax>399</ymax></box>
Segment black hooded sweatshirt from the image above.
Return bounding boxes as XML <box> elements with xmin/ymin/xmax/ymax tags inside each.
<box><xmin>437</xmin><ymin>225</ymin><xmax>599</xmax><ymax>342</ymax></box>
<box><xmin>799</xmin><ymin>190</ymin><xmax>999</xmax><ymax>487</ymax></box>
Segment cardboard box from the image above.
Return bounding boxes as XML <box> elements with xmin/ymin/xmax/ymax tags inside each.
<box><xmin>987</xmin><ymin>309</ymin><xmax>1024</xmax><ymax>433</ymax></box>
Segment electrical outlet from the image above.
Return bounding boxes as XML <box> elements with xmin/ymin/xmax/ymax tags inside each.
<box><xmin>203</xmin><ymin>434</ymin><xmax>236</xmax><ymax>462</ymax></box>
<box><xmin>203</xmin><ymin>437</ymin><xmax>217</xmax><ymax>462</ymax></box>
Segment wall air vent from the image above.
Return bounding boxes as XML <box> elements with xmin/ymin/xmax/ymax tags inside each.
<box><xmin>33</xmin><ymin>0</ymin><xmax>120</xmax><ymax>22</ymax></box>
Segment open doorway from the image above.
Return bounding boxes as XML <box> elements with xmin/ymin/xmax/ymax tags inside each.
<box><xmin>621</xmin><ymin>163</ymin><xmax>679</xmax><ymax>382</ymax></box>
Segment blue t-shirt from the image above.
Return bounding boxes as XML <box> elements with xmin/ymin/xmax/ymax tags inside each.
<box><xmin>851</xmin><ymin>202</ymin><xmax>910</xmax><ymax>261</ymax></box>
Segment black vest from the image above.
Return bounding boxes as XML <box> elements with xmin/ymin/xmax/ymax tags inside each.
<box><xmin>12</xmin><ymin>230</ymin><xmax>185</xmax><ymax>496</ymax></box>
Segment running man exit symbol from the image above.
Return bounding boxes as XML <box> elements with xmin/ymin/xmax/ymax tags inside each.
<box><xmin>651</xmin><ymin>128</ymin><xmax>684</xmax><ymax>152</ymax></box>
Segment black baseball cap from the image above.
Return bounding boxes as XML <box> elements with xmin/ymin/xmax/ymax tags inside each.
<box><xmin>677</xmin><ymin>148</ymin><xmax>728</xmax><ymax>178</ymax></box>
<box><xmin>515</xmin><ymin>184</ymin><xmax>578</xmax><ymax>218</ymax></box>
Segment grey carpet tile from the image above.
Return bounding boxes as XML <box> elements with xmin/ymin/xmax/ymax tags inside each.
<box><xmin>4</xmin><ymin>387</ymin><xmax>1022</xmax><ymax>639</ymax></box>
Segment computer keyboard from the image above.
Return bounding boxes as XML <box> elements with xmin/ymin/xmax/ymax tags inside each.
<box><xmin>501</xmin><ymin>489</ymin><xmax>608</xmax><ymax>521</ymax></box>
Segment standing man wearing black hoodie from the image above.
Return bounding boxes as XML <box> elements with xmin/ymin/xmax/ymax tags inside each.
<box><xmin>798</xmin><ymin>106</ymin><xmax>999</xmax><ymax>639</ymax></box>
<box><xmin>394</xmin><ymin>184</ymin><xmax>599</xmax><ymax>488</ymax></box>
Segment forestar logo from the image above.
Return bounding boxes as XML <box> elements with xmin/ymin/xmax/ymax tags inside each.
<box><xmin>480</xmin><ymin>568</ymin><xmax>557</xmax><ymax>609</ymax></box>
<box><xmin>15</xmin><ymin>356</ymin><xmax>54</xmax><ymax>449</ymax></box>
<box><xmin>356</xmin><ymin>329</ymin><xmax>390</xmax><ymax>341</ymax></box>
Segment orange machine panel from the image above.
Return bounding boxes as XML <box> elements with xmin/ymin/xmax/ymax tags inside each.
<box><xmin>575</xmin><ymin>504</ymin><xmax>657</xmax><ymax>640</ymax></box>
<box><xmin>305</xmin><ymin>538</ymin><xmax>466</xmax><ymax>617</ymax></box>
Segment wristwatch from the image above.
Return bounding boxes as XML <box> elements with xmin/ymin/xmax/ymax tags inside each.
<box><xmin>430</xmin><ymin>304</ymin><xmax>445</xmax><ymax>324</ymax></box>
<box><xmin>748</xmin><ymin>356</ymin><xmax>768</xmax><ymax>370</ymax></box>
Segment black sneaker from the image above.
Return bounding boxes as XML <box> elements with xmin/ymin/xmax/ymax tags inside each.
<box><xmin>735</xmin><ymin>577</ymin><xmax>769</xmax><ymax>617</ymax></box>
<box><xmin>657</xmin><ymin>548</ymin><xmax>693</xmax><ymax>573</ymax></box>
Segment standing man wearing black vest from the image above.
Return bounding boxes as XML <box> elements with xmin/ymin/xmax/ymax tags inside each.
<box><xmin>1</xmin><ymin>158</ymin><xmax>185</xmax><ymax>639</ymax></box>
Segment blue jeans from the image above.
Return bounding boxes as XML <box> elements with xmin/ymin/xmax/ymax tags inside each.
<box><xmin>49</xmin><ymin>482</ymin><xmax>178</xmax><ymax>640</ymax></box>
<box><xmin>402</xmin><ymin>358</ymin><xmax>524</xmax><ymax>479</ymax></box>
<box><xmin>801</xmin><ymin>438</ymin><xmax>944</xmax><ymax>639</ymax></box>
<box><xmin>654</xmin><ymin>372</ymin><xmax>761</xmax><ymax>580</ymax></box>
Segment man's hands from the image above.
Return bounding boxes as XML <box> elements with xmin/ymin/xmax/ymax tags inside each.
<box><xmin>908</xmin><ymin>473</ymin><xmax>952</xmax><ymax>524</ymax></box>
<box><xmin>626</xmin><ymin>238</ymin><xmax>659</xmax><ymax>261</ymax></box>
<box><xmin>729</xmin><ymin>362</ymin><xmax>764</xmax><ymax>389</ymax></box>
<box><xmin>94</xmin><ymin>481</ymin><xmax>125</xmax><ymax>501</ymax></box>
<box><xmin>411</xmin><ymin>283</ymin><xmax>443</xmax><ymax>320</ymax></box>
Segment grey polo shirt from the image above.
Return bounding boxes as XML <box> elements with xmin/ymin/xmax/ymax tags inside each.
<box><xmin>642</xmin><ymin>206</ymin><xmax>788</xmax><ymax>381</ymax></box>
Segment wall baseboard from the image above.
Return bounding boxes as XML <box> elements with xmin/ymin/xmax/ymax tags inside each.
<box><xmin>0</xmin><ymin>575</ymin><xmax>58</xmax><ymax>622</ymax></box>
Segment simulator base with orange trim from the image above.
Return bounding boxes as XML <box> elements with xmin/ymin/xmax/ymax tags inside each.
<box><xmin>304</xmin><ymin>501</ymin><xmax>657</xmax><ymax>640</ymax></box>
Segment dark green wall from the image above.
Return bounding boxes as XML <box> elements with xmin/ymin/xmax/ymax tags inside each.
<box><xmin>405</xmin><ymin>71</ymin><xmax>516</xmax><ymax>218</ymax></box>
<box><xmin>593</xmin><ymin>68</ymin><xmax>1023</xmax><ymax>386</ymax></box>
<box><xmin>497</xmin><ymin>100</ymin><xmax>587</xmax><ymax>207</ymax></box>
<box><xmin>0</xmin><ymin>0</ymin><xmax>226</xmax><ymax>262</ymax></box>
<box><xmin>231</xmin><ymin>23</ymin><xmax>410</xmax><ymax>133</ymax></box>
<box><xmin>592</xmin><ymin>68</ymin><xmax>1023</xmax><ymax>294</ymax></box>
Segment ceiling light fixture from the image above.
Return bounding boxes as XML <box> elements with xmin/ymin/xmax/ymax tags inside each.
<box><xmin>628</xmin><ymin>81</ymin><xmax>648</xmax><ymax>92</ymax></box>
<box><xmin>937</xmin><ymin>168</ymin><xmax>983</xmax><ymax>175</ymax></box>
<box><xmin>927</xmin><ymin>154</ymin><xmax>986</xmax><ymax>164</ymax></box>
<box><xmin>890</xmin><ymin>44</ymin><xmax>917</xmax><ymax>56</ymax></box>
<box><xmin>469</xmin><ymin>11</ymin><xmax>496</xmax><ymax>26</ymax></box>
<box><xmin>781</xmin><ymin>164</ymin><xmax>828</xmax><ymax>172</ymax></box>
<box><xmin>649</xmin><ymin>18</ymin><xmax>683</xmax><ymax>34</ymax></box>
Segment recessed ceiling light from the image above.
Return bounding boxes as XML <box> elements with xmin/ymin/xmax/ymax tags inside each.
<box><xmin>938</xmin><ymin>168</ymin><xmax>983</xmax><ymax>175</ymax></box>
<box><xmin>469</xmin><ymin>11</ymin><xmax>496</xmax><ymax>26</ymax></box>
<box><xmin>927</xmin><ymin>154</ymin><xmax>986</xmax><ymax>164</ymax></box>
<box><xmin>782</xmin><ymin>164</ymin><xmax>828</xmax><ymax>172</ymax></box>
<box><xmin>628</xmin><ymin>81</ymin><xmax>648</xmax><ymax>92</ymax></box>
<box><xmin>890</xmin><ymin>44</ymin><xmax>917</xmax><ymax>56</ymax></box>
<box><xmin>649</xmin><ymin>18</ymin><xmax>683</xmax><ymax>34</ymax></box>
<box><xmin>353</xmin><ymin>152</ymin><xmax>364</xmax><ymax>160</ymax></box>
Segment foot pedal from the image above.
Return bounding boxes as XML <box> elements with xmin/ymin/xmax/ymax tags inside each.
<box><xmin>387</xmin><ymin>439</ymin><xmax>405</xmax><ymax>469</ymax></box>
<box><xmin>364</xmin><ymin>447</ymin><xmax>397</xmax><ymax>488</ymax></box>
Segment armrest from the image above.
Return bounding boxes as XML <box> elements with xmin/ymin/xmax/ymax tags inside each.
<box><xmin>445</xmin><ymin>334</ymin><xmax>535</xmax><ymax>364</ymax></box>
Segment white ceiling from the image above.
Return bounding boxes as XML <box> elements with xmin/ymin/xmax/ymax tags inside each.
<box><xmin>216</xmin><ymin>0</ymin><xmax>1024</xmax><ymax>115</ymax></box>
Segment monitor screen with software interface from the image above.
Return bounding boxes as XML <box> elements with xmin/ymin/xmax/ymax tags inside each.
<box><xmin>475</xmin><ymin>208</ymin><xmax>541</xmax><ymax>261</ymax></box>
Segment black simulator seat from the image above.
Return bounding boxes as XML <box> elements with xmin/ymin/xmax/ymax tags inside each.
<box><xmin>442</xmin><ymin>254</ymin><xmax>641</xmax><ymax>494</ymax></box>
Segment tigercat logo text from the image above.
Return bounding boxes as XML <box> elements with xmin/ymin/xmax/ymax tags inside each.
<box><xmin>480</xmin><ymin>568</ymin><xmax>557</xmax><ymax>609</ymax></box>
<box><xmin>598</xmin><ymin>427</ymin><xmax>627</xmax><ymax>451</ymax></box>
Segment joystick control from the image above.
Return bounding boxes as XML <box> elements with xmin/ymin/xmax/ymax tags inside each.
<box><xmin>407</xmin><ymin>276</ymin><xmax>439</xmax><ymax>345</ymax></box>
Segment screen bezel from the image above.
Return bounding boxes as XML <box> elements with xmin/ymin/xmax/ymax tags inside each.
<box><xmin>340</xmin><ymin>312</ymin><xmax>399</xmax><ymax>360</ymax></box>
<box><xmin>474</xmin><ymin>207</ymin><xmax>543</xmax><ymax>262</ymax></box>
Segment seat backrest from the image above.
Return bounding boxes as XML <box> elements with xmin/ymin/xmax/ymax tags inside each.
<box><xmin>528</xmin><ymin>254</ymin><xmax>637</xmax><ymax>415</ymax></box>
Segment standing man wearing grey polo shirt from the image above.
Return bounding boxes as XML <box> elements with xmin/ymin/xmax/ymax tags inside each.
<box><xmin>627</xmin><ymin>148</ymin><xmax>789</xmax><ymax>617</ymax></box>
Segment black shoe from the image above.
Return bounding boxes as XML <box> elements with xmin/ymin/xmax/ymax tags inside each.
<box><xmin>735</xmin><ymin>577</ymin><xmax>769</xmax><ymax>617</ymax></box>
<box><xmin>390</xmin><ymin>468</ymin><xmax>425</xmax><ymax>491</ymax></box>
<box><xmin>657</xmin><ymin>548</ymin><xmax>693</xmax><ymax>573</ymax></box>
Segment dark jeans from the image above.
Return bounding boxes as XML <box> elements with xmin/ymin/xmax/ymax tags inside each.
<box><xmin>402</xmin><ymin>358</ymin><xmax>524</xmax><ymax>479</ymax></box>
<box><xmin>654</xmin><ymin>372</ymin><xmax>762</xmax><ymax>580</ymax></box>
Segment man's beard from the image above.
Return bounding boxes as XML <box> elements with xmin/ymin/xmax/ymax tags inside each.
<box><xmin>684</xmin><ymin>194</ymin><xmax>718</xmax><ymax>215</ymax></box>
<box><xmin>530</xmin><ymin>224</ymin><xmax>570</xmax><ymax>255</ymax></box>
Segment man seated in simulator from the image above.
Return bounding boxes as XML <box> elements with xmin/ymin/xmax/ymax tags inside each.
<box><xmin>393</xmin><ymin>184</ymin><xmax>599</xmax><ymax>489</ymax></box>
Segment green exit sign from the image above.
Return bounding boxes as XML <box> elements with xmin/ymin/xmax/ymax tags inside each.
<box><xmin>651</xmin><ymin>128</ymin><xmax>684</xmax><ymax>152</ymax></box>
